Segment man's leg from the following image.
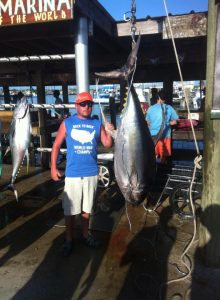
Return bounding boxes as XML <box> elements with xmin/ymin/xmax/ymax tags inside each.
<box><xmin>81</xmin><ymin>176</ymin><xmax>101</xmax><ymax>248</ymax></box>
<box><xmin>81</xmin><ymin>212</ymin><xmax>90</xmax><ymax>238</ymax></box>
<box><xmin>59</xmin><ymin>215</ymin><xmax>75</xmax><ymax>257</ymax></box>
<box><xmin>60</xmin><ymin>177</ymin><xmax>82</xmax><ymax>256</ymax></box>
<box><xmin>65</xmin><ymin>215</ymin><xmax>75</xmax><ymax>242</ymax></box>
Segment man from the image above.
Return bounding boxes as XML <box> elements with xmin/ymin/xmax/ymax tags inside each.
<box><xmin>53</xmin><ymin>90</ymin><xmax>65</xmax><ymax>118</ymax></box>
<box><xmin>51</xmin><ymin>91</ymin><xmax>114</xmax><ymax>257</ymax></box>
<box><xmin>146</xmin><ymin>89</ymin><xmax>178</xmax><ymax>164</ymax></box>
<box><xmin>11</xmin><ymin>91</ymin><xmax>24</xmax><ymax>104</ymax></box>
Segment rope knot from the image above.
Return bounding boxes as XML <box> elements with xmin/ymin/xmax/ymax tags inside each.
<box><xmin>194</xmin><ymin>155</ymin><xmax>202</xmax><ymax>169</ymax></box>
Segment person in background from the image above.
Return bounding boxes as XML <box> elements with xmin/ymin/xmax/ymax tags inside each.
<box><xmin>146</xmin><ymin>89</ymin><xmax>179</xmax><ymax>164</ymax></box>
<box><xmin>51</xmin><ymin>91</ymin><xmax>114</xmax><ymax>257</ymax></box>
<box><xmin>141</xmin><ymin>102</ymin><xmax>149</xmax><ymax>116</ymax></box>
<box><xmin>53</xmin><ymin>90</ymin><xmax>65</xmax><ymax>118</ymax></box>
<box><xmin>150</xmin><ymin>88</ymin><xmax>158</xmax><ymax>106</ymax></box>
<box><xmin>17</xmin><ymin>91</ymin><xmax>24</xmax><ymax>100</ymax></box>
<box><xmin>199</xmin><ymin>87</ymin><xmax>206</xmax><ymax>112</ymax></box>
<box><xmin>11</xmin><ymin>91</ymin><xmax>24</xmax><ymax>104</ymax></box>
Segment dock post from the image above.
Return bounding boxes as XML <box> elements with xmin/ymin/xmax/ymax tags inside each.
<box><xmin>163</xmin><ymin>79</ymin><xmax>173</xmax><ymax>105</ymax></box>
<box><xmin>198</xmin><ymin>0</ymin><xmax>220</xmax><ymax>267</ymax></box>
<box><xmin>36</xmin><ymin>70</ymin><xmax>50</xmax><ymax>169</ymax></box>
<box><xmin>3</xmin><ymin>86</ymin><xmax>11</xmax><ymax>104</ymax></box>
<box><xmin>62</xmin><ymin>83</ymin><xmax>69</xmax><ymax>116</ymax></box>
<box><xmin>109</xmin><ymin>93</ymin><xmax>117</xmax><ymax>129</ymax></box>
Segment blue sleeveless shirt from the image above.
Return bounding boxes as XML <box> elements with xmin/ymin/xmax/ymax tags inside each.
<box><xmin>64</xmin><ymin>115</ymin><xmax>102</xmax><ymax>177</ymax></box>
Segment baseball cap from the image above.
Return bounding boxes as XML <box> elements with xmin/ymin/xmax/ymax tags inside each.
<box><xmin>75</xmin><ymin>92</ymin><xmax>93</xmax><ymax>104</ymax></box>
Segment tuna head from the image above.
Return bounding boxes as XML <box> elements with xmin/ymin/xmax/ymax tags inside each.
<box><xmin>114</xmin><ymin>85</ymin><xmax>156</xmax><ymax>206</ymax></box>
<box><xmin>13</xmin><ymin>97</ymin><xmax>29</xmax><ymax>120</ymax></box>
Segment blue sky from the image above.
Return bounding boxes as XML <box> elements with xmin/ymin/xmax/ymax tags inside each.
<box><xmin>98</xmin><ymin>0</ymin><xmax>208</xmax><ymax>20</ymax></box>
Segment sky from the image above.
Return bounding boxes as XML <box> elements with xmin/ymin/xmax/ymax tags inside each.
<box><xmin>98</xmin><ymin>0</ymin><xmax>208</xmax><ymax>20</ymax></box>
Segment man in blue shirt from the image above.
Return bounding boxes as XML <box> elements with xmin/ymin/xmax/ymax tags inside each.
<box><xmin>51</xmin><ymin>91</ymin><xmax>114</xmax><ymax>256</ymax></box>
<box><xmin>146</xmin><ymin>90</ymin><xmax>178</xmax><ymax>164</ymax></box>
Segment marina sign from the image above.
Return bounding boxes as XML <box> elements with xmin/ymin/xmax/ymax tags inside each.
<box><xmin>163</xmin><ymin>13</ymin><xmax>207</xmax><ymax>39</ymax></box>
<box><xmin>0</xmin><ymin>0</ymin><xmax>74</xmax><ymax>26</ymax></box>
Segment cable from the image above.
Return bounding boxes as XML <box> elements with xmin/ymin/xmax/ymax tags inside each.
<box><xmin>163</xmin><ymin>0</ymin><xmax>201</xmax><ymax>157</ymax></box>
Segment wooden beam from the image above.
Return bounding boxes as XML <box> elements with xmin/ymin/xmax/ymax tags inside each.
<box><xmin>0</xmin><ymin>21</ymin><xmax>74</xmax><ymax>42</ymax></box>
<box><xmin>117</xmin><ymin>19</ymin><xmax>160</xmax><ymax>37</ymax></box>
<box><xmin>163</xmin><ymin>13</ymin><xmax>207</xmax><ymax>39</ymax></box>
<box><xmin>117</xmin><ymin>13</ymin><xmax>207</xmax><ymax>38</ymax></box>
<box><xmin>75</xmin><ymin>0</ymin><xmax>116</xmax><ymax>36</ymax></box>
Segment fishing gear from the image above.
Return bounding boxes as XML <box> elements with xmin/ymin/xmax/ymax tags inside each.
<box><xmin>123</xmin><ymin>0</ymin><xmax>137</xmax><ymax>44</ymax></box>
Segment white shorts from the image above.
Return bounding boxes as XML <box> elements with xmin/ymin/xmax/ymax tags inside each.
<box><xmin>62</xmin><ymin>176</ymin><xmax>98</xmax><ymax>216</ymax></box>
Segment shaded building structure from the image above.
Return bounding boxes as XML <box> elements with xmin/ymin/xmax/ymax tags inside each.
<box><xmin>0</xmin><ymin>0</ymin><xmax>207</xmax><ymax>96</ymax></box>
<box><xmin>0</xmin><ymin>0</ymin><xmax>207</xmax><ymax>167</ymax></box>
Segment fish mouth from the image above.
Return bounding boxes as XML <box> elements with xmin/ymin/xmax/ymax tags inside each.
<box><xmin>15</xmin><ymin>97</ymin><xmax>29</xmax><ymax>118</ymax></box>
<box><xmin>130</xmin><ymin>193</ymin><xmax>146</xmax><ymax>206</ymax></box>
<box><xmin>123</xmin><ymin>189</ymin><xmax>147</xmax><ymax>206</ymax></box>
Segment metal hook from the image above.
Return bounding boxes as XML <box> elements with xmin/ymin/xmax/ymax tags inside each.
<box><xmin>123</xmin><ymin>11</ymin><xmax>131</xmax><ymax>22</ymax></box>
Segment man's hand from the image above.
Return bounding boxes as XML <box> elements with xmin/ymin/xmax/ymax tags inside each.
<box><xmin>51</xmin><ymin>168</ymin><xmax>63</xmax><ymax>181</ymax></box>
<box><xmin>105</xmin><ymin>122</ymin><xmax>115</xmax><ymax>134</ymax></box>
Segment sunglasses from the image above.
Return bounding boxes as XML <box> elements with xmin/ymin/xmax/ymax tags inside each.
<box><xmin>78</xmin><ymin>101</ymin><xmax>93</xmax><ymax>108</ymax></box>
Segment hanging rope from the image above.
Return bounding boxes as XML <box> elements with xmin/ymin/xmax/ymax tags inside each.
<box><xmin>153</xmin><ymin>1</ymin><xmax>203</xmax><ymax>296</ymax></box>
<box><xmin>163</xmin><ymin>0</ymin><xmax>201</xmax><ymax>157</ymax></box>
<box><xmin>95</xmin><ymin>77</ymin><xmax>107</xmax><ymax>125</ymax></box>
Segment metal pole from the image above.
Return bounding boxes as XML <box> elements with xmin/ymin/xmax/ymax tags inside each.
<box><xmin>0</xmin><ymin>54</ymin><xmax>75</xmax><ymax>63</ymax></box>
<box><xmin>74</xmin><ymin>16</ymin><xmax>89</xmax><ymax>93</ymax></box>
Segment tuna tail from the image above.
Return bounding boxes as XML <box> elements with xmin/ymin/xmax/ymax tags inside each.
<box><xmin>3</xmin><ymin>146</ymin><xmax>10</xmax><ymax>159</ymax></box>
<box><xmin>95</xmin><ymin>34</ymin><xmax>141</xmax><ymax>80</ymax></box>
<box><xmin>8</xmin><ymin>183</ymin><xmax>18</xmax><ymax>202</ymax></box>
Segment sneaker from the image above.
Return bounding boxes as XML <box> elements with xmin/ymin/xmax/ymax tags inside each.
<box><xmin>59</xmin><ymin>240</ymin><xmax>73</xmax><ymax>257</ymax></box>
<box><xmin>81</xmin><ymin>234</ymin><xmax>101</xmax><ymax>249</ymax></box>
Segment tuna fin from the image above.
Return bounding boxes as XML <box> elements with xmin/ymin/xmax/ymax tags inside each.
<box><xmin>25</xmin><ymin>149</ymin><xmax>29</xmax><ymax>174</ymax></box>
<box><xmin>3</xmin><ymin>146</ymin><xmax>11</xmax><ymax>158</ymax></box>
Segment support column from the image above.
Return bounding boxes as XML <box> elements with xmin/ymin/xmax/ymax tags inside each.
<box><xmin>36</xmin><ymin>70</ymin><xmax>50</xmax><ymax>169</ymax></box>
<box><xmin>74</xmin><ymin>16</ymin><xmax>89</xmax><ymax>93</ymax></box>
<box><xmin>163</xmin><ymin>79</ymin><xmax>173</xmax><ymax>105</ymax></box>
<box><xmin>3</xmin><ymin>86</ymin><xmax>11</xmax><ymax>103</ymax></box>
<box><xmin>198</xmin><ymin>0</ymin><xmax>220</xmax><ymax>267</ymax></box>
<box><xmin>109</xmin><ymin>93</ymin><xmax>117</xmax><ymax>129</ymax></box>
<box><xmin>62</xmin><ymin>83</ymin><xmax>69</xmax><ymax>104</ymax></box>
<box><xmin>62</xmin><ymin>83</ymin><xmax>69</xmax><ymax>116</ymax></box>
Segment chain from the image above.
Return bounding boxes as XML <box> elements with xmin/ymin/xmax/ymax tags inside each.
<box><xmin>130</xmin><ymin>0</ymin><xmax>137</xmax><ymax>43</ymax></box>
<box><xmin>123</xmin><ymin>0</ymin><xmax>137</xmax><ymax>44</ymax></box>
